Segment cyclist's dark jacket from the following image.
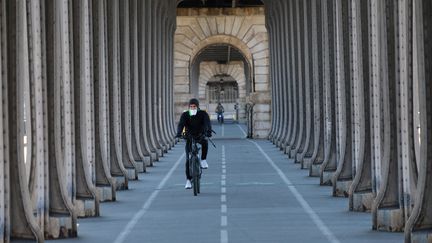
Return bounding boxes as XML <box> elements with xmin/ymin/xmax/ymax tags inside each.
<box><xmin>177</xmin><ymin>110</ymin><xmax>211</xmax><ymax>138</ymax></box>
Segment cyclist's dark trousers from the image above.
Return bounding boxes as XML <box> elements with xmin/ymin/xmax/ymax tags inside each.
<box><xmin>185</xmin><ymin>138</ymin><xmax>208</xmax><ymax>180</ymax></box>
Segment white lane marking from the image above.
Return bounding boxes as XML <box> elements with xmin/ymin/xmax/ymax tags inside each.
<box><xmin>221</xmin><ymin>215</ymin><xmax>228</xmax><ymax>226</ymax></box>
<box><xmin>221</xmin><ymin>230</ymin><xmax>228</xmax><ymax>243</ymax></box>
<box><xmin>222</xmin><ymin>124</ymin><xmax>225</xmax><ymax>136</ymax></box>
<box><xmin>221</xmin><ymin>145</ymin><xmax>228</xmax><ymax>243</ymax></box>
<box><xmin>221</xmin><ymin>204</ymin><xmax>227</xmax><ymax>213</ymax></box>
<box><xmin>249</xmin><ymin>140</ymin><xmax>341</xmax><ymax>243</ymax></box>
<box><xmin>237</xmin><ymin>124</ymin><xmax>247</xmax><ymax>137</ymax></box>
<box><xmin>114</xmin><ymin>153</ymin><xmax>186</xmax><ymax>243</ymax></box>
<box><xmin>235</xmin><ymin>182</ymin><xmax>275</xmax><ymax>186</ymax></box>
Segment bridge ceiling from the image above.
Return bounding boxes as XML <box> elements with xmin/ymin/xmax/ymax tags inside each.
<box><xmin>178</xmin><ymin>0</ymin><xmax>263</xmax><ymax>8</ymax></box>
<box><xmin>194</xmin><ymin>44</ymin><xmax>245</xmax><ymax>64</ymax></box>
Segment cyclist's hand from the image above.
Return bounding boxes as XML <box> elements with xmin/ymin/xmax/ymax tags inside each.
<box><xmin>206</xmin><ymin>131</ymin><xmax>212</xmax><ymax>138</ymax></box>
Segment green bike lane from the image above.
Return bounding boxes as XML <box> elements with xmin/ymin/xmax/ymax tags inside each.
<box><xmin>20</xmin><ymin>123</ymin><xmax>403</xmax><ymax>243</ymax></box>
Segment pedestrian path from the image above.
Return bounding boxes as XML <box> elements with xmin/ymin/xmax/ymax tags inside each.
<box><xmin>17</xmin><ymin>123</ymin><xmax>403</xmax><ymax>243</ymax></box>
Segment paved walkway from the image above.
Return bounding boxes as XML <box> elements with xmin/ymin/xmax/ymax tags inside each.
<box><xmin>17</xmin><ymin>123</ymin><xmax>403</xmax><ymax>243</ymax></box>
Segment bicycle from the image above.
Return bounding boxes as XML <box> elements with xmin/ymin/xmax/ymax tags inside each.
<box><xmin>184</xmin><ymin>134</ymin><xmax>204</xmax><ymax>196</ymax></box>
<box><xmin>183</xmin><ymin>132</ymin><xmax>216</xmax><ymax>196</ymax></box>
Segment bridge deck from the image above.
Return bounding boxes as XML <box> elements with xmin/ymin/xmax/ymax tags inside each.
<box><xmin>18</xmin><ymin>124</ymin><xmax>402</xmax><ymax>243</ymax></box>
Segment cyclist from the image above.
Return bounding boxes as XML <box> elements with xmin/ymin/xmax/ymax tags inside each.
<box><xmin>176</xmin><ymin>98</ymin><xmax>212</xmax><ymax>189</ymax></box>
<box><xmin>215</xmin><ymin>102</ymin><xmax>224</xmax><ymax>123</ymax></box>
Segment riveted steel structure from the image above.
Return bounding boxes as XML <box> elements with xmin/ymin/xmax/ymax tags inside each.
<box><xmin>0</xmin><ymin>0</ymin><xmax>176</xmax><ymax>241</ymax></box>
<box><xmin>1</xmin><ymin>0</ymin><xmax>432</xmax><ymax>242</ymax></box>
<box><xmin>266</xmin><ymin>0</ymin><xmax>432</xmax><ymax>242</ymax></box>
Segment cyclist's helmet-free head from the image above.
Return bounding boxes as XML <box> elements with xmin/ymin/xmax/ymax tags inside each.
<box><xmin>189</xmin><ymin>98</ymin><xmax>199</xmax><ymax>116</ymax></box>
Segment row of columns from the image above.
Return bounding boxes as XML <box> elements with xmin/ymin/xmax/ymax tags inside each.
<box><xmin>265</xmin><ymin>0</ymin><xmax>432</xmax><ymax>242</ymax></box>
<box><xmin>0</xmin><ymin>0</ymin><xmax>176</xmax><ymax>241</ymax></box>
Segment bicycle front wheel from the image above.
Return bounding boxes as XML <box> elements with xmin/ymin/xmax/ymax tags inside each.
<box><xmin>190</xmin><ymin>155</ymin><xmax>200</xmax><ymax>196</ymax></box>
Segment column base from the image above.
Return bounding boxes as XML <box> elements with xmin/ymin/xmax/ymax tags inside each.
<box><xmin>144</xmin><ymin>156</ymin><xmax>152</xmax><ymax>167</ymax></box>
<box><xmin>296</xmin><ymin>153</ymin><xmax>304</xmax><ymax>165</ymax></box>
<box><xmin>351</xmin><ymin>191</ymin><xmax>373</xmax><ymax>212</ymax></box>
<box><xmin>151</xmin><ymin>152</ymin><xmax>158</xmax><ymax>162</ymax></box>
<box><xmin>96</xmin><ymin>185</ymin><xmax>115</xmax><ymax>202</ymax></box>
<box><xmin>135</xmin><ymin>160</ymin><xmax>145</xmax><ymax>173</ymax></box>
<box><xmin>284</xmin><ymin>146</ymin><xmax>290</xmax><ymax>155</ymax></box>
<box><xmin>310</xmin><ymin>164</ymin><xmax>321</xmax><ymax>177</ymax></box>
<box><xmin>125</xmin><ymin>168</ymin><xmax>137</xmax><ymax>180</ymax></box>
<box><xmin>46</xmin><ymin>214</ymin><xmax>76</xmax><ymax>239</ymax></box>
<box><xmin>333</xmin><ymin>180</ymin><xmax>352</xmax><ymax>197</ymax></box>
<box><xmin>290</xmin><ymin>148</ymin><xmax>298</xmax><ymax>160</ymax></box>
<box><xmin>76</xmin><ymin>198</ymin><xmax>98</xmax><ymax>217</ymax></box>
<box><xmin>113</xmin><ymin>175</ymin><xmax>128</xmax><ymax>190</ymax></box>
<box><xmin>411</xmin><ymin>230</ymin><xmax>432</xmax><ymax>243</ymax></box>
<box><xmin>156</xmin><ymin>148</ymin><xmax>163</xmax><ymax>158</ymax></box>
<box><xmin>302</xmin><ymin>157</ymin><xmax>312</xmax><ymax>170</ymax></box>
<box><xmin>321</xmin><ymin>171</ymin><xmax>334</xmax><ymax>185</ymax></box>
<box><xmin>376</xmin><ymin>207</ymin><xmax>404</xmax><ymax>232</ymax></box>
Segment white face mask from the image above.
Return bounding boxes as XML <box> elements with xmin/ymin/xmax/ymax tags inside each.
<box><xmin>189</xmin><ymin>109</ymin><xmax>198</xmax><ymax>116</ymax></box>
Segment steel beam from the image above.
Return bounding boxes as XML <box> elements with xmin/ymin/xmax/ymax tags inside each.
<box><xmin>348</xmin><ymin>0</ymin><xmax>374</xmax><ymax>212</ymax></box>
<box><xmin>72</xmin><ymin>0</ymin><xmax>100</xmax><ymax>217</ymax></box>
<box><xmin>404</xmin><ymin>0</ymin><xmax>432</xmax><ymax>241</ymax></box>
<box><xmin>92</xmin><ymin>0</ymin><xmax>117</xmax><ymax>202</ymax></box>
<box><xmin>332</xmin><ymin>0</ymin><xmax>354</xmax><ymax>197</ymax></box>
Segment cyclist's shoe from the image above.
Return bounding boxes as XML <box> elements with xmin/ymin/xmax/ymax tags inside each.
<box><xmin>200</xmin><ymin>160</ymin><xmax>208</xmax><ymax>169</ymax></box>
<box><xmin>185</xmin><ymin>180</ymin><xmax>192</xmax><ymax>189</ymax></box>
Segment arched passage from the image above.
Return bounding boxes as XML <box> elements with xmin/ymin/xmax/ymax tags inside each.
<box><xmin>174</xmin><ymin>8</ymin><xmax>271</xmax><ymax>137</ymax></box>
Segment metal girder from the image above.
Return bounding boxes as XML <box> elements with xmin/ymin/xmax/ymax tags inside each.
<box><xmin>0</xmin><ymin>0</ymin><xmax>178</xmax><ymax>241</ymax></box>
<box><xmin>92</xmin><ymin>0</ymin><xmax>117</xmax><ymax>202</ymax></box>
<box><xmin>290</xmin><ymin>0</ymin><xmax>306</xmax><ymax>161</ymax></box>
<box><xmin>139</xmin><ymin>0</ymin><xmax>157</xmax><ymax>164</ymax></box>
<box><xmin>369</xmin><ymin>0</ymin><xmax>405</xmax><ymax>232</ymax></box>
<box><xmin>107</xmin><ymin>0</ymin><xmax>130</xmax><ymax>188</ymax></box>
<box><xmin>304</xmin><ymin>0</ymin><xmax>325</xmax><ymax>174</ymax></box>
<box><xmin>130</xmin><ymin>0</ymin><xmax>151</xmax><ymax>168</ymax></box>
<box><xmin>312</xmin><ymin>0</ymin><xmax>338</xmax><ymax>185</ymax></box>
<box><xmin>348</xmin><ymin>0</ymin><xmax>374</xmax><ymax>212</ymax></box>
<box><xmin>119</xmin><ymin>0</ymin><xmax>142</xmax><ymax>176</ymax></box>
<box><xmin>331</xmin><ymin>0</ymin><xmax>354</xmax><ymax>197</ymax></box>
<box><xmin>266</xmin><ymin>0</ymin><xmax>432</xmax><ymax>240</ymax></box>
<box><xmin>297</xmin><ymin>0</ymin><xmax>315</xmax><ymax>166</ymax></box>
<box><xmin>405</xmin><ymin>0</ymin><xmax>432</xmax><ymax>241</ymax></box>
<box><xmin>72</xmin><ymin>0</ymin><xmax>100</xmax><ymax>217</ymax></box>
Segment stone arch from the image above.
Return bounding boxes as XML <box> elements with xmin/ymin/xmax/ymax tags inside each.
<box><xmin>174</xmin><ymin>9</ymin><xmax>271</xmax><ymax>137</ymax></box>
<box><xmin>198</xmin><ymin>61</ymin><xmax>246</xmax><ymax>100</ymax></box>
